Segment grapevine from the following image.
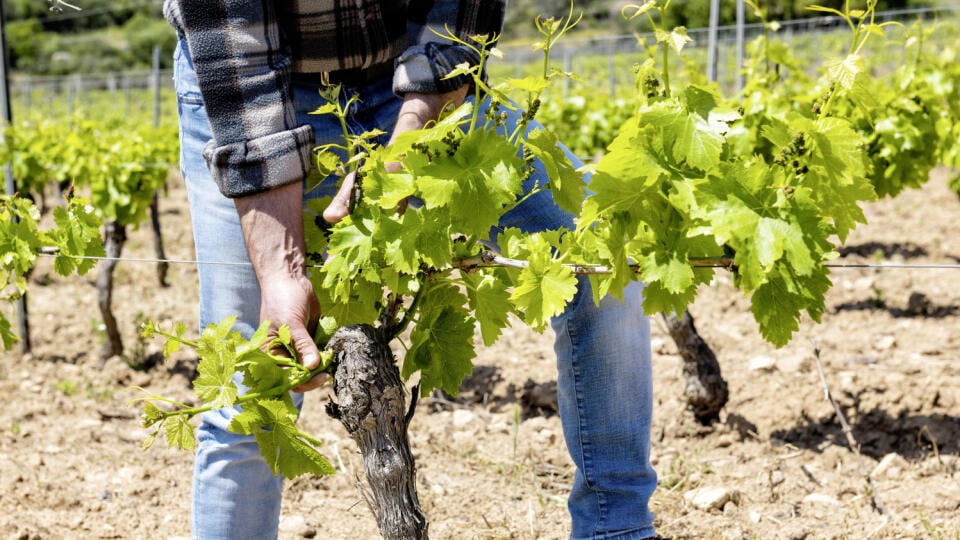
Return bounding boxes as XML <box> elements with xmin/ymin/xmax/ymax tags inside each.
<box><xmin>0</xmin><ymin>194</ymin><xmax>104</xmax><ymax>349</ymax></box>
<box><xmin>0</xmin><ymin>112</ymin><xmax>179</xmax><ymax>358</ymax></box>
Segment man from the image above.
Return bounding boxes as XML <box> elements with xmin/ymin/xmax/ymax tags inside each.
<box><xmin>166</xmin><ymin>1</ymin><xmax>658</xmax><ymax>538</ymax></box>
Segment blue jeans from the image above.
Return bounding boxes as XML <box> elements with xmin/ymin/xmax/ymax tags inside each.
<box><xmin>174</xmin><ymin>39</ymin><xmax>657</xmax><ymax>540</ymax></box>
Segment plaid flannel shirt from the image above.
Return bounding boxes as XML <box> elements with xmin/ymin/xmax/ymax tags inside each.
<box><xmin>164</xmin><ymin>0</ymin><xmax>505</xmax><ymax>197</ymax></box>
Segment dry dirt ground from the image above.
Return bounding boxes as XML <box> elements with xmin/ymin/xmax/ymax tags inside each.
<box><xmin>1</xmin><ymin>169</ymin><xmax>959</xmax><ymax>540</ymax></box>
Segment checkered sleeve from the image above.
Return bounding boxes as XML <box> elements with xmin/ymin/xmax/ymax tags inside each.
<box><xmin>165</xmin><ymin>0</ymin><xmax>313</xmax><ymax>198</ymax></box>
<box><xmin>394</xmin><ymin>0</ymin><xmax>506</xmax><ymax>95</ymax></box>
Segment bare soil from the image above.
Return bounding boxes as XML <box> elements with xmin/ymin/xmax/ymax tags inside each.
<box><xmin>1</xmin><ymin>169</ymin><xmax>959</xmax><ymax>540</ymax></box>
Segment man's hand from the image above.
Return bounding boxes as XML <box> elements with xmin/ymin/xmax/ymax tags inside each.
<box><xmin>235</xmin><ymin>182</ymin><xmax>327</xmax><ymax>392</ymax></box>
<box><xmin>323</xmin><ymin>85</ymin><xmax>469</xmax><ymax>224</ymax></box>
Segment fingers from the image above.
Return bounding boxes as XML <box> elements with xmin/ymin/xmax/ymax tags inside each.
<box><xmin>323</xmin><ymin>173</ymin><xmax>355</xmax><ymax>224</ymax></box>
<box><xmin>293</xmin><ymin>372</ymin><xmax>330</xmax><ymax>393</ymax></box>
<box><xmin>283</xmin><ymin>323</ymin><xmax>329</xmax><ymax>393</ymax></box>
<box><xmin>290</xmin><ymin>324</ymin><xmax>320</xmax><ymax>370</ymax></box>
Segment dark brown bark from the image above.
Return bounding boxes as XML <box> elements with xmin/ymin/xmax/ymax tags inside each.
<box><xmin>149</xmin><ymin>192</ymin><xmax>169</xmax><ymax>287</ymax></box>
<box><xmin>325</xmin><ymin>324</ymin><xmax>428</xmax><ymax>540</ymax></box>
<box><xmin>97</xmin><ymin>220</ymin><xmax>126</xmax><ymax>364</ymax></box>
<box><xmin>662</xmin><ymin>310</ymin><xmax>729</xmax><ymax>425</ymax></box>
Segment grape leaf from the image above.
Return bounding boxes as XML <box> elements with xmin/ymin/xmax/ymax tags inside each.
<box><xmin>580</xmin><ymin>131</ymin><xmax>660</xmax><ymax>226</ymax></box>
<box><xmin>1</xmin><ymin>314</ymin><xmax>18</xmax><ymax>350</ymax></box>
<box><xmin>229</xmin><ymin>399</ymin><xmax>335</xmax><ymax>478</ymax></box>
<box><xmin>164</xmin><ymin>415</ymin><xmax>196</xmax><ymax>451</ymax></box>
<box><xmin>751</xmin><ymin>269</ymin><xmax>831</xmax><ymax>347</ymax></box>
<box><xmin>416</xmin><ymin>128</ymin><xmax>524</xmax><ymax>236</ymax></box>
<box><xmin>403</xmin><ymin>283</ymin><xmax>476</xmax><ymax>396</ymax></box>
<box><xmin>321</xmin><ymin>216</ymin><xmax>376</xmax><ymax>297</ymax></box>
<box><xmin>238</xmin><ymin>348</ymin><xmax>285</xmax><ymax>390</ymax></box>
<box><xmin>509</xmin><ymin>240</ymin><xmax>578</xmax><ymax>331</ymax></box>
<box><xmin>193</xmin><ymin>318</ymin><xmax>240</xmax><ymax>409</ymax></box>
<box><xmin>364</xmin><ymin>159</ymin><xmax>416</xmax><ymax>210</ymax></box>
<box><xmin>525</xmin><ymin>128</ymin><xmax>585</xmax><ymax>215</ymax></box>
<box><xmin>637</xmin><ymin>251</ymin><xmax>695</xmax><ymax>295</ymax></box>
<box><xmin>463</xmin><ymin>271</ymin><xmax>513</xmax><ymax>346</ymax></box>
<box><xmin>674</xmin><ymin>111</ymin><xmax>724</xmax><ymax>171</ymax></box>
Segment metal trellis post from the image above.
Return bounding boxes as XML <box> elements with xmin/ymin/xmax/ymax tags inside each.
<box><xmin>736</xmin><ymin>0</ymin><xmax>746</xmax><ymax>92</ymax></box>
<box><xmin>707</xmin><ymin>0</ymin><xmax>720</xmax><ymax>83</ymax></box>
<box><xmin>0</xmin><ymin>0</ymin><xmax>31</xmax><ymax>353</ymax></box>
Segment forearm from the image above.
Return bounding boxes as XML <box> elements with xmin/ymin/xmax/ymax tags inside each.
<box><xmin>234</xmin><ymin>181</ymin><xmax>322</xmax><ymax>380</ymax></box>
<box><xmin>234</xmin><ymin>182</ymin><xmax>307</xmax><ymax>280</ymax></box>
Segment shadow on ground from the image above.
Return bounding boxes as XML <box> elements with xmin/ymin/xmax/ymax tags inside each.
<box><xmin>770</xmin><ymin>405</ymin><xmax>960</xmax><ymax>459</ymax></box>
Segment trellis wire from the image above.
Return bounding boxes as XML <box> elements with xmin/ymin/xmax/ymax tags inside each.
<box><xmin>34</xmin><ymin>248</ymin><xmax>960</xmax><ymax>273</ymax></box>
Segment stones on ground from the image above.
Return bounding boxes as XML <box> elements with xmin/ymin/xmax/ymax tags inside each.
<box><xmin>873</xmin><ymin>334</ymin><xmax>897</xmax><ymax>351</ymax></box>
<box><xmin>684</xmin><ymin>486</ymin><xmax>741</xmax><ymax>511</ymax></box>
<box><xmin>769</xmin><ymin>470</ymin><xmax>785</xmax><ymax>487</ymax></box>
<box><xmin>278</xmin><ymin>515</ymin><xmax>316</xmax><ymax>538</ymax></box>
<box><xmin>748</xmin><ymin>355</ymin><xmax>777</xmax><ymax>372</ymax></box>
<box><xmin>871</xmin><ymin>452</ymin><xmax>909</xmax><ymax>479</ymax></box>
<box><xmin>451</xmin><ymin>409</ymin><xmax>477</xmax><ymax>428</ymax></box>
<box><xmin>776</xmin><ymin>354</ymin><xmax>811</xmax><ymax>373</ymax></box>
<box><xmin>801</xmin><ymin>493</ymin><xmax>840</xmax><ymax>506</ymax></box>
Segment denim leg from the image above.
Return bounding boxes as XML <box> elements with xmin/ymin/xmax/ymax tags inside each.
<box><xmin>553</xmin><ymin>280</ymin><xmax>657</xmax><ymax>540</ymax></box>
<box><xmin>486</xmin><ymin>100</ymin><xmax>658</xmax><ymax>539</ymax></box>
<box><xmin>175</xmin><ymin>39</ymin><xmax>294</xmax><ymax>540</ymax></box>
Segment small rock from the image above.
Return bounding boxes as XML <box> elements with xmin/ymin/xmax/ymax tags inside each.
<box><xmin>128</xmin><ymin>371</ymin><xmax>153</xmax><ymax>388</ymax></box>
<box><xmin>770</xmin><ymin>470</ymin><xmax>785</xmax><ymax>486</ymax></box>
<box><xmin>278</xmin><ymin>515</ymin><xmax>315</xmax><ymax>538</ymax></box>
<box><xmin>748</xmin><ymin>510</ymin><xmax>762</xmax><ymax>524</ymax></box>
<box><xmin>684</xmin><ymin>486</ymin><xmax>741</xmax><ymax>511</ymax></box>
<box><xmin>873</xmin><ymin>334</ymin><xmax>896</xmax><ymax>351</ymax></box>
<box><xmin>19</xmin><ymin>380</ymin><xmax>41</xmax><ymax>393</ymax></box>
<box><xmin>776</xmin><ymin>355</ymin><xmax>811</xmax><ymax>373</ymax></box>
<box><xmin>119</xmin><ymin>429</ymin><xmax>151</xmax><ymax>444</ymax></box>
<box><xmin>721</xmin><ymin>525</ymin><xmax>744</xmax><ymax>539</ymax></box>
<box><xmin>535</xmin><ymin>428</ymin><xmax>556</xmax><ymax>446</ymax></box>
<box><xmin>844</xmin><ymin>355</ymin><xmax>878</xmax><ymax>366</ymax></box>
<box><xmin>853</xmin><ymin>277</ymin><xmax>874</xmax><ymax>290</ymax></box>
<box><xmin>522</xmin><ymin>416</ymin><xmax>552</xmax><ymax>433</ymax></box>
<box><xmin>871</xmin><ymin>453</ymin><xmax>909</xmax><ymax>479</ymax></box>
<box><xmin>748</xmin><ymin>356</ymin><xmax>777</xmax><ymax>372</ymax></box>
<box><xmin>451</xmin><ymin>409</ymin><xmax>477</xmax><ymax>428</ymax></box>
<box><xmin>77</xmin><ymin>418</ymin><xmax>104</xmax><ymax>429</ymax></box>
<box><xmin>801</xmin><ymin>493</ymin><xmax>840</xmax><ymax>506</ymax></box>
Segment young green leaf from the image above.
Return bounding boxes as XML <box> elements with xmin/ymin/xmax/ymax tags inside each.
<box><xmin>229</xmin><ymin>399</ymin><xmax>335</xmax><ymax>478</ymax></box>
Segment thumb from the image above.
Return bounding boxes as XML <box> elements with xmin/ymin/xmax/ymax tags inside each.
<box><xmin>290</xmin><ymin>325</ymin><xmax>321</xmax><ymax>370</ymax></box>
<box><xmin>323</xmin><ymin>173</ymin><xmax>355</xmax><ymax>224</ymax></box>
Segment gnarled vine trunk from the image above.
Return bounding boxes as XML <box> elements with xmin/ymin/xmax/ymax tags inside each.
<box><xmin>97</xmin><ymin>220</ymin><xmax>126</xmax><ymax>364</ymax></box>
<box><xmin>663</xmin><ymin>310</ymin><xmax>729</xmax><ymax>425</ymax></box>
<box><xmin>149</xmin><ymin>192</ymin><xmax>169</xmax><ymax>287</ymax></box>
<box><xmin>325</xmin><ymin>324</ymin><xmax>428</xmax><ymax>540</ymax></box>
